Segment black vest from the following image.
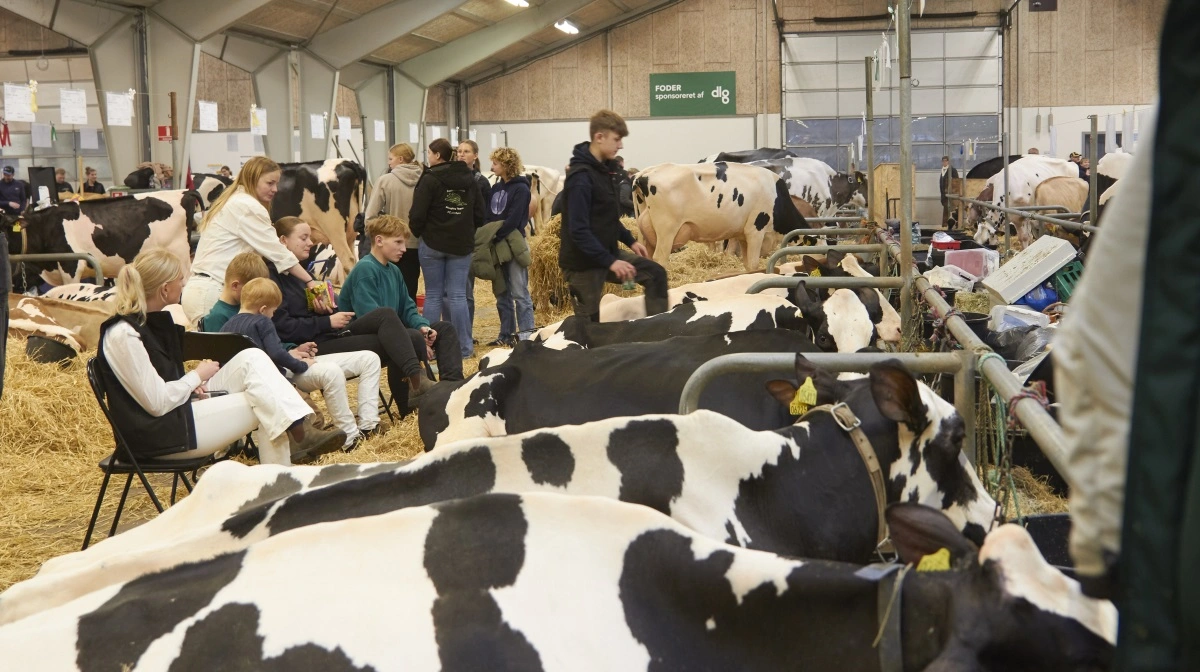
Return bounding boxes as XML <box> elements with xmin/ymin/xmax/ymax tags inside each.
<box><xmin>559</xmin><ymin>159</ymin><xmax>624</xmax><ymax>272</ymax></box>
<box><xmin>96</xmin><ymin>312</ymin><xmax>196</xmax><ymax>458</ymax></box>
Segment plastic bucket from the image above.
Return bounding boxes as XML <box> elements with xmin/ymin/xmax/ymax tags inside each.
<box><xmin>923</xmin><ymin>311</ymin><xmax>989</xmax><ymax>341</ymax></box>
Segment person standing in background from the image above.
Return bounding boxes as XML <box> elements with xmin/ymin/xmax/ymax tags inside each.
<box><xmin>939</xmin><ymin>156</ymin><xmax>959</xmax><ymax>229</ymax></box>
<box><xmin>81</xmin><ymin>167</ymin><xmax>105</xmax><ymax>195</ymax></box>
<box><xmin>486</xmin><ymin>147</ymin><xmax>535</xmax><ymax>345</ymax></box>
<box><xmin>364</xmin><ymin>143</ymin><xmax>423</xmax><ymax>299</ymax></box>
<box><xmin>458</xmin><ymin>139</ymin><xmax>492</xmax><ymax>345</ymax></box>
<box><xmin>0</xmin><ymin>166</ymin><xmax>27</xmax><ymax>216</ymax></box>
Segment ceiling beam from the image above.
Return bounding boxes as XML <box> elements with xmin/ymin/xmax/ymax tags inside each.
<box><xmin>397</xmin><ymin>0</ymin><xmax>595</xmax><ymax>88</ymax></box>
<box><xmin>464</xmin><ymin>0</ymin><xmax>681</xmax><ymax>86</ymax></box>
<box><xmin>152</xmin><ymin>0</ymin><xmax>275</xmax><ymax>43</ymax></box>
<box><xmin>2</xmin><ymin>0</ymin><xmax>130</xmax><ymax>46</ymax></box>
<box><xmin>607</xmin><ymin>0</ymin><xmax>632</xmax><ymax>12</ymax></box>
<box><xmin>453</xmin><ymin>9</ymin><xmax>494</xmax><ymax>27</ymax></box>
<box><xmin>305</xmin><ymin>0</ymin><xmax>469</xmax><ymax>69</ymax></box>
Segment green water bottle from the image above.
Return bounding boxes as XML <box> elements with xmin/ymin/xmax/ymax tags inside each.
<box><xmin>622</xmin><ymin>279</ymin><xmax>636</xmax><ymax>291</ymax></box>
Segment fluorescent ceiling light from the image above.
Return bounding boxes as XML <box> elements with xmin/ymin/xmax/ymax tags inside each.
<box><xmin>506</xmin><ymin>0</ymin><xmax>528</xmax><ymax>6</ymax></box>
<box><xmin>554</xmin><ymin>19</ymin><xmax>579</xmax><ymax>34</ymax></box>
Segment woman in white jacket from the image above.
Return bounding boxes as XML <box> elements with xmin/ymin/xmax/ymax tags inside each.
<box><xmin>181</xmin><ymin>156</ymin><xmax>323</xmax><ymax>323</ymax></box>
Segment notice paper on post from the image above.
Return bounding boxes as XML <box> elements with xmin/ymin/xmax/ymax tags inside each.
<box><xmin>4</xmin><ymin>83</ymin><xmax>35</xmax><ymax>122</ymax></box>
<box><xmin>105</xmin><ymin>91</ymin><xmax>133</xmax><ymax>126</ymax></box>
<box><xmin>60</xmin><ymin>89</ymin><xmax>89</xmax><ymax>125</ymax></box>
<box><xmin>310</xmin><ymin>114</ymin><xmax>325</xmax><ymax>140</ymax></box>
<box><xmin>198</xmin><ymin>100</ymin><xmax>219</xmax><ymax>132</ymax></box>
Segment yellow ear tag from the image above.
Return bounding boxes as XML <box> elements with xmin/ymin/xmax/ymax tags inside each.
<box><xmin>917</xmin><ymin>547</ymin><xmax>951</xmax><ymax>572</ymax></box>
<box><xmin>810</xmin><ymin>267</ymin><xmax>821</xmax><ymax>277</ymax></box>
<box><xmin>789</xmin><ymin>377</ymin><xmax>818</xmax><ymax>415</ymax></box>
<box><xmin>12</xmin><ymin>223</ymin><xmax>20</xmax><ymax>232</ymax></box>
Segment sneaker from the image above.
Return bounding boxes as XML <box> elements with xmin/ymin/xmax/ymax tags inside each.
<box><xmin>290</xmin><ymin>424</ymin><xmax>347</xmax><ymax>465</ymax></box>
<box><xmin>488</xmin><ymin>335</ymin><xmax>515</xmax><ymax>347</ymax></box>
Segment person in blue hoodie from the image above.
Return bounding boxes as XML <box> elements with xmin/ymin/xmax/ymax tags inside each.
<box><xmin>559</xmin><ymin>110</ymin><xmax>668</xmax><ymax>322</ymax></box>
<box><xmin>486</xmin><ymin>147</ymin><xmax>535</xmax><ymax>345</ymax></box>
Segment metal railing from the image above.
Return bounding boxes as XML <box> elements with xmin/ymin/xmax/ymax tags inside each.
<box><xmin>949</xmin><ymin>195</ymin><xmax>1099</xmax><ymax>234</ymax></box>
<box><xmin>781</xmin><ymin>226</ymin><xmax>874</xmax><ymax>247</ymax></box>
<box><xmin>766</xmin><ymin>244</ymin><xmax>886</xmax><ymax>274</ymax></box>
<box><xmin>11</xmin><ymin>253</ymin><xmax>105</xmax><ymax>282</ymax></box>
<box><xmin>747</xmin><ymin>275</ymin><xmax>904</xmax><ymax>294</ymax></box>
<box><xmin>875</xmin><ymin>229</ymin><xmax>1069</xmax><ymax>474</ymax></box>
<box><xmin>678</xmin><ymin>350</ymin><xmax>977</xmax><ymax>463</ymax></box>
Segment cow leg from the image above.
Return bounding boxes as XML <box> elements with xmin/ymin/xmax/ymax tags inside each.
<box><xmin>742</xmin><ymin>231</ymin><xmax>765</xmax><ymax>272</ymax></box>
<box><xmin>637</xmin><ymin>210</ymin><xmax>659</xmax><ymax>259</ymax></box>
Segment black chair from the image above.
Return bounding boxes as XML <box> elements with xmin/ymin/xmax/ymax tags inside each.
<box><xmin>83</xmin><ymin>359</ymin><xmax>220</xmax><ymax>550</ymax></box>
<box><xmin>181</xmin><ymin>331</ymin><xmax>256</xmax><ymax>365</ymax></box>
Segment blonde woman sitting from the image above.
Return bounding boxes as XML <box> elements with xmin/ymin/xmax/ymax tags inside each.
<box><xmin>96</xmin><ymin>249</ymin><xmax>344</xmax><ymax>465</ymax></box>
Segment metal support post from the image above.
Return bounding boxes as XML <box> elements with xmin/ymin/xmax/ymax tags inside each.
<box><xmin>1001</xmin><ymin>131</ymin><xmax>1011</xmax><ymax>255</ymax></box>
<box><xmin>678</xmin><ymin>352</ymin><xmax>965</xmax><ymax>415</ymax></box>
<box><xmin>897</xmin><ymin>2</ymin><xmax>915</xmax><ymax>343</ymax></box>
<box><xmin>865</xmin><ymin>56</ymin><xmax>876</xmax><ymax>224</ymax></box>
<box><xmin>954</xmin><ymin>351</ymin><xmax>978</xmax><ymax>466</ymax></box>
<box><xmin>1088</xmin><ymin>115</ymin><xmax>1099</xmax><ymax>222</ymax></box>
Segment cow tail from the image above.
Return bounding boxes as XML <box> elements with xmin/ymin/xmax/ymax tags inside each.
<box><xmin>633</xmin><ymin>175</ymin><xmax>649</xmax><ymax>219</ymax></box>
<box><xmin>774</xmin><ymin>179</ymin><xmax>809</xmax><ymax>233</ymax></box>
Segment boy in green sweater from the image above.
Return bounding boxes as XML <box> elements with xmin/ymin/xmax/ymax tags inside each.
<box><xmin>340</xmin><ymin>215</ymin><xmax>464</xmax><ymax>387</ymax></box>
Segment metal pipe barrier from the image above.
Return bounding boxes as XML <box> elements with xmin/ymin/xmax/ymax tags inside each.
<box><xmin>876</xmin><ymin>229</ymin><xmax>1070</xmax><ymax>474</ymax></box>
<box><xmin>11</xmin><ymin>253</ymin><xmax>104</xmax><ymax>282</ymax></box>
<box><xmin>781</xmin><ymin>227</ymin><xmax>874</xmax><ymax>247</ymax></box>
<box><xmin>678</xmin><ymin>351</ymin><xmax>965</xmax><ymax>415</ymax></box>
<box><xmin>747</xmin><ymin>275</ymin><xmax>904</xmax><ymax>294</ymax></box>
<box><xmin>948</xmin><ymin>195</ymin><xmax>1099</xmax><ymax>233</ymax></box>
<box><xmin>803</xmin><ymin>216</ymin><xmax>865</xmax><ymax>224</ymax></box>
<box><xmin>766</xmin><ymin>244</ymin><xmax>885</xmax><ymax>274</ymax></box>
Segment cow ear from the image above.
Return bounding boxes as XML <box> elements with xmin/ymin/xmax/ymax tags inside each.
<box><xmin>825</xmin><ymin>249</ymin><xmax>846</xmax><ymax>267</ymax></box>
<box><xmin>789</xmin><ymin>282</ymin><xmax>821</xmax><ymax>317</ymax></box>
<box><xmin>765</xmin><ymin>380</ymin><xmax>798</xmax><ymax>407</ymax></box>
<box><xmin>886</xmin><ymin>502</ymin><xmax>978</xmax><ymax>567</ymax></box>
<box><xmin>869</xmin><ymin>360</ymin><xmax>925</xmax><ymax>428</ymax></box>
<box><xmin>793</xmin><ymin>353</ymin><xmax>846</xmax><ymax>403</ymax></box>
<box><xmin>799</xmin><ymin>256</ymin><xmax>823</xmax><ymax>274</ymax></box>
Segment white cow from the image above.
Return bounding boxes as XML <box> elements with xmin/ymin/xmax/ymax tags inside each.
<box><xmin>968</xmin><ymin>156</ymin><xmax>1078</xmax><ymax>248</ymax></box>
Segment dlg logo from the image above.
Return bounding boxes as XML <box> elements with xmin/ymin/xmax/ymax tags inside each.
<box><xmin>712</xmin><ymin>85</ymin><xmax>731</xmax><ymax>105</ymax></box>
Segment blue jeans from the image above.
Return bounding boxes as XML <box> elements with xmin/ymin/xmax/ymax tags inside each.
<box><xmin>418</xmin><ymin>241</ymin><xmax>473</xmax><ymax>358</ymax></box>
<box><xmin>496</xmin><ymin>260</ymin><xmax>535</xmax><ymax>339</ymax></box>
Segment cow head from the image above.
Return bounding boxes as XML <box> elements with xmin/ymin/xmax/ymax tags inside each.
<box><xmin>766</xmin><ymin>355</ymin><xmax>998</xmax><ymax>544</ymax></box>
<box><xmin>888</xmin><ymin>503</ymin><xmax>1116</xmax><ymax>672</ymax></box>
<box><xmin>966</xmin><ymin>183</ymin><xmax>994</xmax><ymax>228</ymax></box>
<box><xmin>789</xmin><ymin>283</ymin><xmax>877</xmax><ymax>353</ymax></box>
<box><xmin>830</xmin><ymin>171</ymin><xmax>869</xmax><ymax>209</ymax></box>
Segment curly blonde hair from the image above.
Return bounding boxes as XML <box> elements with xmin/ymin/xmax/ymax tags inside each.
<box><xmin>489</xmin><ymin>147</ymin><xmax>524</xmax><ymax>180</ymax></box>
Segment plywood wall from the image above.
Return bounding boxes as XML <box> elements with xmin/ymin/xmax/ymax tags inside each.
<box><xmin>1005</xmin><ymin>0</ymin><xmax>1165</xmax><ymax>108</ymax></box>
<box><xmin>468</xmin><ymin>0</ymin><xmax>781</xmax><ymax>123</ymax></box>
<box><xmin>0</xmin><ymin>7</ymin><xmax>75</xmax><ymax>52</ymax></box>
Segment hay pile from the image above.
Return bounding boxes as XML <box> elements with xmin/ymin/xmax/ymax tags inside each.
<box><xmin>1004</xmin><ymin>466</ymin><xmax>1071</xmax><ymax>516</ymax></box>
<box><xmin>528</xmin><ymin>214</ymin><xmax>748</xmax><ymax>312</ymax></box>
<box><xmin>955</xmin><ymin>290</ymin><xmax>993</xmax><ymax>315</ymax></box>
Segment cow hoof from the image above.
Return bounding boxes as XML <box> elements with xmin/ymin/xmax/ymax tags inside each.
<box><xmin>25</xmin><ymin>336</ymin><xmax>77</xmax><ymax>366</ymax></box>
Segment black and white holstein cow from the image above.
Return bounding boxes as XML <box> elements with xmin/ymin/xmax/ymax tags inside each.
<box><xmin>190</xmin><ymin>172</ymin><xmax>232</xmax><ymax>208</ymax></box>
<box><xmin>270</xmin><ymin>159</ymin><xmax>366</xmax><ymax>283</ymax></box>
<box><xmin>748</xmin><ymin>156</ymin><xmax>868</xmax><ymax>219</ymax></box>
<box><xmin>3</xmin><ymin>190</ymin><xmax>201</xmax><ymax>286</ymax></box>
<box><xmin>0</xmin><ymin>492</ymin><xmax>1115</xmax><ymax>671</ymax></box>
<box><xmin>633</xmin><ymin>162</ymin><xmax>809</xmax><ymax>271</ymax></box>
<box><xmin>1</xmin><ymin>359</ymin><xmax>999</xmax><ymax>622</ymax></box>
<box><xmin>420</xmin><ymin>329</ymin><xmax>824</xmax><ymax>449</ymax></box>
<box><xmin>699</xmin><ymin>147</ymin><xmax>798</xmax><ymax>163</ymax></box>
<box><xmin>532</xmin><ymin>294</ymin><xmax>803</xmax><ymax>350</ymax></box>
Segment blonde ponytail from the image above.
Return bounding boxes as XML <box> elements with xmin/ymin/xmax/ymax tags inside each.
<box><xmin>115</xmin><ymin>264</ymin><xmax>147</xmax><ymax>322</ymax></box>
<box><xmin>115</xmin><ymin>249</ymin><xmax>184</xmax><ymax>323</ymax></box>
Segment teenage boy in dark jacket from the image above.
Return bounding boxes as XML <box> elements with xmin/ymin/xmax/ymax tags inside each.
<box><xmin>559</xmin><ymin>110</ymin><xmax>668</xmax><ymax>322</ymax></box>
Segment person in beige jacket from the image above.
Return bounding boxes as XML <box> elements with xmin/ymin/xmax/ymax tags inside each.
<box><xmin>365</xmin><ymin>143</ymin><xmax>423</xmax><ymax>298</ymax></box>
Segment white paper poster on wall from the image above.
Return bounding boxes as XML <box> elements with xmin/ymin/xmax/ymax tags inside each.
<box><xmin>431</xmin><ymin>127</ymin><xmax>441</xmax><ymax>140</ymax></box>
<box><xmin>469</xmin><ymin>129</ymin><xmax>477</xmax><ymax>142</ymax></box>
<box><xmin>3</xmin><ymin>83</ymin><xmax>34</xmax><ymax>122</ymax></box>
<box><xmin>253</xmin><ymin>134</ymin><xmax>264</xmax><ymax>152</ymax></box>
<box><xmin>31</xmin><ymin>123</ymin><xmax>52</xmax><ymax>148</ymax></box>
<box><xmin>490</xmin><ymin>133</ymin><xmax>498</xmax><ymax>148</ymax></box>
<box><xmin>310</xmin><ymin>114</ymin><xmax>325</xmax><ymax>139</ymax></box>
<box><xmin>409</xmin><ymin>123</ymin><xmax>419</xmax><ymax>143</ymax></box>
<box><xmin>450</xmin><ymin>128</ymin><xmax>459</xmax><ymax>145</ymax></box>
<box><xmin>105</xmin><ymin>91</ymin><xmax>133</xmax><ymax>127</ymax></box>
<box><xmin>227</xmin><ymin>133</ymin><xmax>240</xmax><ymax>152</ymax></box>
<box><xmin>198</xmin><ymin>100</ymin><xmax>219</xmax><ymax>132</ymax></box>
<box><xmin>338</xmin><ymin>116</ymin><xmax>351</xmax><ymax>140</ymax></box>
<box><xmin>60</xmin><ymin>89</ymin><xmax>88</xmax><ymax>125</ymax></box>
<box><xmin>250</xmin><ymin>106</ymin><xmax>267</xmax><ymax>136</ymax></box>
<box><xmin>80</xmin><ymin>127</ymin><xmax>98</xmax><ymax>150</ymax></box>
<box><xmin>374</xmin><ymin>119</ymin><xmax>385</xmax><ymax>142</ymax></box>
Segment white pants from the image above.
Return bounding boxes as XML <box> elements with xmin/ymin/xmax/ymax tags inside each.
<box><xmin>180</xmin><ymin>275</ymin><xmax>223</xmax><ymax>325</ymax></box>
<box><xmin>288</xmin><ymin>351</ymin><xmax>381</xmax><ymax>442</ymax></box>
<box><xmin>166</xmin><ymin>348</ymin><xmax>313</xmax><ymax>465</ymax></box>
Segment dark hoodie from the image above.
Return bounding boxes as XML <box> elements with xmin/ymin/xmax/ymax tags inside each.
<box><xmin>559</xmin><ymin>141</ymin><xmax>635</xmax><ymax>271</ymax></box>
<box><xmin>489</xmin><ymin>175</ymin><xmax>532</xmax><ymax>242</ymax></box>
<box><xmin>409</xmin><ymin>160</ymin><xmax>486</xmax><ymax>256</ymax></box>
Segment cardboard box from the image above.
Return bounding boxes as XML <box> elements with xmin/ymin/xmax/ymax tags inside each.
<box><xmin>981</xmin><ymin>236</ymin><xmax>1076</xmax><ymax>304</ymax></box>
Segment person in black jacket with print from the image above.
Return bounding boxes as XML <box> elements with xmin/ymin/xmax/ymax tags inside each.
<box><xmin>410</xmin><ymin>138</ymin><xmax>486</xmax><ymax>358</ymax></box>
<box><xmin>559</xmin><ymin>110</ymin><xmax>668</xmax><ymax>322</ymax></box>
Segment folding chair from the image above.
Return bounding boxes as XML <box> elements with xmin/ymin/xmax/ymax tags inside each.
<box><xmin>83</xmin><ymin>359</ymin><xmax>221</xmax><ymax>550</ymax></box>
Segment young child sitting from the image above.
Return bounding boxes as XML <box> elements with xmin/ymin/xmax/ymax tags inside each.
<box><xmin>223</xmin><ymin>278</ymin><xmax>383</xmax><ymax>452</ymax></box>
<box><xmin>201</xmin><ymin>252</ymin><xmax>268</xmax><ymax>332</ymax></box>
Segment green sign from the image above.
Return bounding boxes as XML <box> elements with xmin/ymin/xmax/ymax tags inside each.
<box><xmin>649</xmin><ymin>71</ymin><xmax>737</xmax><ymax>117</ymax></box>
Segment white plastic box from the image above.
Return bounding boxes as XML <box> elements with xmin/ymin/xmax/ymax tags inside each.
<box><xmin>980</xmin><ymin>236</ymin><xmax>1076</xmax><ymax>304</ymax></box>
<box><xmin>989</xmin><ymin>305</ymin><xmax>1051</xmax><ymax>332</ymax></box>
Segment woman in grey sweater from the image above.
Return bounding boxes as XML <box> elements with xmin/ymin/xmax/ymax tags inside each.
<box><xmin>364</xmin><ymin>143</ymin><xmax>423</xmax><ymax>298</ymax></box>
